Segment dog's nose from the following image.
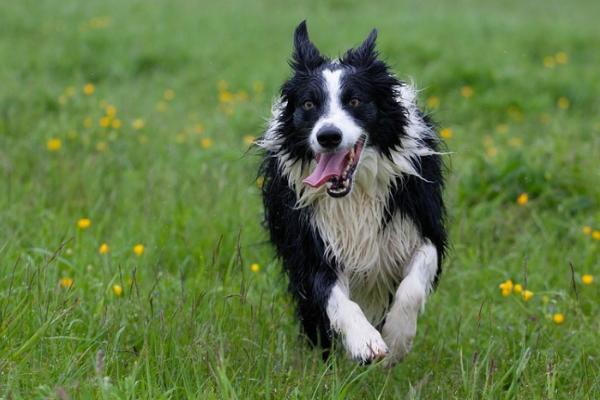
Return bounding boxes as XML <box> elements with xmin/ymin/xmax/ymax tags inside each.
<box><xmin>316</xmin><ymin>126</ymin><xmax>342</xmax><ymax>149</ymax></box>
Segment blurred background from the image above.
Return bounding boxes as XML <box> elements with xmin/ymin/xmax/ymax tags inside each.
<box><xmin>0</xmin><ymin>0</ymin><xmax>599</xmax><ymax>398</ymax></box>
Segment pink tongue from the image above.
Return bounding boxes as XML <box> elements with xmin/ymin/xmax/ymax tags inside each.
<box><xmin>303</xmin><ymin>151</ymin><xmax>350</xmax><ymax>188</ymax></box>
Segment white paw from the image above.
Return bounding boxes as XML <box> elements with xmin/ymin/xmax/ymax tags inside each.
<box><xmin>344</xmin><ymin>322</ymin><xmax>388</xmax><ymax>363</ymax></box>
<box><xmin>381</xmin><ymin>313</ymin><xmax>417</xmax><ymax>367</ymax></box>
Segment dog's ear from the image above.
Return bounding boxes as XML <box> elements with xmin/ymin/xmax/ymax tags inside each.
<box><xmin>342</xmin><ymin>29</ymin><xmax>378</xmax><ymax>67</ymax></box>
<box><xmin>290</xmin><ymin>20</ymin><xmax>326</xmax><ymax>73</ymax></box>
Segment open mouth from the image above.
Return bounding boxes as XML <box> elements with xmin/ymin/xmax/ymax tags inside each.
<box><xmin>303</xmin><ymin>136</ymin><xmax>366</xmax><ymax>198</ymax></box>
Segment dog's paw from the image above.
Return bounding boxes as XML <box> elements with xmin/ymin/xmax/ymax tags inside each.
<box><xmin>345</xmin><ymin>323</ymin><xmax>388</xmax><ymax>364</ymax></box>
<box><xmin>381</xmin><ymin>314</ymin><xmax>417</xmax><ymax>367</ymax></box>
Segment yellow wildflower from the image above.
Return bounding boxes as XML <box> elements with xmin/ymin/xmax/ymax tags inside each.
<box><xmin>83</xmin><ymin>83</ymin><xmax>95</xmax><ymax>95</ymax></box>
<box><xmin>133</xmin><ymin>244</ymin><xmax>145</xmax><ymax>256</ymax></box>
<box><xmin>250</xmin><ymin>263</ymin><xmax>260</xmax><ymax>273</ymax></box>
<box><xmin>219</xmin><ymin>90</ymin><xmax>234</xmax><ymax>103</ymax></box>
<box><xmin>538</xmin><ymin>114</ymin><xmax>551</xmax><ymax>125</ymax></box>
<box><xmin>155</xmin><ymin>101</ymin><xmax>167</xmax><ymax>112</ymax></box>
<box><xmin>194</xmin><ymin>123</ymin><xmax>205</xmax><ymax>134</ymax></box>
<box><xmin>105</xmin><ymin>105</ymin><xmax>117</xmax><ymax>118</ymax></box>
<box><xmin>96</xmin><ymin>141</ymin><xmax>108</xmax><ymax>152</ymax></box>
<box><xmin>582</xmin><ymin>226</ymin><xmax>592</xmax><ymax>235</ymax></box>
<box><xmin>592</xmin><ymin>230</ymin><xmax>600</xmax><ymax>240</ymax></box>
<box><xmin>99</xmin><ymin>243</ymin><xmax>109</xmax><ymax>254</ymax></box>
<box><xmin>517</xmin><ymin>193</ymin><xmax>529</xmax><ymax>205</ymax></box>
<box><xmin>99</xmin><ymin>116</ymin><xmax>111</xmax><ymax>128</ymax></box>
<box><xmin>557</xmin><ymin>97</ymin><xmax>570</xmax><ymax>110</ymax></box>
<box><xmin>485</xmin><ymin>146</ymin><xmax>498</xmax><ymax>158</ymax></box>
<box><xmin>513</xmin><ymin>284</ymin><xmax>523</xmax><ymax>294</ymax></box>
<box><xmin>460</xmin><ymin>85</ymin><xmax>474</xmax><ymax>98</ymax></box>
<box><xmin>555</xmin><ymin>52</ymin><xmax>568</xmax><ymax>64</ymax></box>
<box><xmin>164</xmin><ymin>89</ymin><xmax>175</xmax><ymax>101</ymax></box>
<box><xmin>521</xmin><ymin>290</ymin><xmax>534</xmax><ymax>302</ymax></box>
<box><xmin>243</xmin><ymin>135</ymin><xmax>256</xmax><ymax>145</ymax></box>
<box><xmin>499</xmin><ymin>279</ymin><xmax>513</xmax><ymax>296</ymax></box>
<box><xmin>65</xmin><ymin>86</ymin><xmax>76</xmax><ymax>97</ymax></box>
<box><xmin>59</xmin><ymin>277</ymin><xmax>74</xmax><ymax>289</ymax></box>
<box><xmin>200</xmin><ymin>138</ymin><xmax>214</xmax><ymax>149</ymax></box>
<box><xmin>496</xmin><ymin>124</ymin><xmax>508</xmax><ymax>134</ymax></box>
<box><xmin>508</xmin><ymin>137</ymin><xmax>523</xmax><ymax>148</ymax></box>
<box><xmin>543</xmin><ymin>56</ymin><xmax>555</xmax><ymax>68</ymax></box>
<box><xmin>439</xmin><ymin>128</ymin><xmax>453</xmax><ymax>139</ymax></box>
<box><xmin>132</xmin><ymin>118</ymin><xmax>145</xmax><ymax>130</ymax></box>
<box><xmin>77</xmin><ymin>218</ymin><xmax>91</xmax><ymax>229</ymax></box>
<box><xmin>256</xmin><ymin>176</ymin><xmax>265</xmax><ymax>189</ymax></box>
<box><xmin>111</xmin><ymin>119</ymin><xmax>122</xmax><ymax>129</ymax></box>
<box><xmin>47</xmin><ymin>138</ymin><xmax>62</xmax><ymax>151</ymax></box>
<box><xmin>582</xmin><ymin>274</ymin><xmax>593</xmax><ymax>285</ymax></box>
<box><xmin>112</xmin><ymin>284</ymin><xmax>123</xmax><ymax>297</ymax></box>
<box><xmin>552</xmin><ymin>313</ymin><xmax>565</xmax><ymax>325</ymax></box>
<box><xmin>426</xmin><ymin>96</ymin><xmax>440</xmax><ymax>109</ymax></box>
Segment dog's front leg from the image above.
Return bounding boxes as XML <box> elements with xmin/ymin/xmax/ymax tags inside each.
<box><xmin>326</xmin><ymin>282</ymin><xmax>388</xmax><ymax>363</ymax></box>
<box><xmin>382</xmin><ymin>241</ymin><xmax>438</xmax><ymax>367</ymax></box>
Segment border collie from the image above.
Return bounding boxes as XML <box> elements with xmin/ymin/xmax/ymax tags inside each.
<box><xmin>258</xmin><ymin>21</ymin><xmax>446</xmax><ymax>366</ymax></box>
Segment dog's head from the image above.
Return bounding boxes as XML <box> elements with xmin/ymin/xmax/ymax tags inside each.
<box><xmin>270</xmin><ymin>21</ymin><xmax>408</xmax><ymax>198</ymax></box>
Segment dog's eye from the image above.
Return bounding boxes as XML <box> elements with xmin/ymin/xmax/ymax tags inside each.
<box><xmin>349</xmin><ymin>98</ymin><xmax>361</xmax><ymax>107</ymax></box>
<box><xmin>302</xmin><ymin>101</ymin><xmax>315</xmax><ymax>111</ymax></box>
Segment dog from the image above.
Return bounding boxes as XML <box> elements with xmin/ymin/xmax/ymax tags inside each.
<box><xmin>257</xmin><ymin>21</ymin><xmax>446</xmax><ymax>366</ymax></box>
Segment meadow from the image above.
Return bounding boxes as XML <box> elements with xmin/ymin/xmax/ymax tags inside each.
<box><xmin>1</xmin><ymin>0</ymin><xmax>599</xmax><ymax>398</ymax></box>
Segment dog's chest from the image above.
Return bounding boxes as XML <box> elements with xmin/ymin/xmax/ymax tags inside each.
<box><xmin>312</xmin><ymin>190</ymin><xmax>422</xmax><ymax>324</ymax></box>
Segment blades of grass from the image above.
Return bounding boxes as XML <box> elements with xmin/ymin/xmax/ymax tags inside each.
<box><xmin>336</xmin><ymin>363</ymin><xmax>377</xmax><ymax>400</ymax></box>
<box><xmin>545</xmin><ymin>358</ymin><xmax>556</xmax><ymax>400</ymax></box>
<box><xmin>212</xmin><ymin>359</ymin><xmax>238</xmax><ymax>400</ymax></box>
<box><xmin>9</xmin><ymin>308</ymin><xmax>69</xmax><ymax>361</ymax></box>
<box><xmin>503</xmin><ymin>347</ymin><xmax>531</xmax><ymax>400</ymax></box>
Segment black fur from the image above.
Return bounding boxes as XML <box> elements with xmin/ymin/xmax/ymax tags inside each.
<box><xmin>260</xmin><ymin>157</ymin><xmax>338</xmax><ymax>350</ymax></box>
<box><xmin>259</xmin><ymin>21</ymin><xmax>447</xmax><ymax>355</ymax></box>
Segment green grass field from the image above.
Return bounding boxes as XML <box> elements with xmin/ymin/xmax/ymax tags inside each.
<box><xmin>1</xmin><ymin>0</ymin><xmax>599</xmax><ymax>398</ymax></box>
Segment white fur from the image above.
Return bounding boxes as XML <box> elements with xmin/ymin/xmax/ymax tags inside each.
<box><xmin>326</xmin><ymin>283</ymin><xmax>388</xmax><ymax>361</ymax></box>
<box><xmin>311</xmin><ymin>164</ymin><xmax>422</xmax><ymax>325</ymax></box>
<box><xmin>382</xmin><ymin>241</ymin><xmax>438</xmax><ymax>366</ymax></box>
<box><xmin>258</xmin><ymin>97</ymin><xmax>286</xmax><ymax>152</ymax></box>
<box><xmin>309</xmin><ymin>69</ymin><xmax>364</xmax><ymax>153</ymax></box>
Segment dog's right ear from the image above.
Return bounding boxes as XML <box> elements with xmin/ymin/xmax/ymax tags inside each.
<box><xmin>290</xmin><ymin>21</ymin><xmax>326</xmax><ymax>73</ymax></box>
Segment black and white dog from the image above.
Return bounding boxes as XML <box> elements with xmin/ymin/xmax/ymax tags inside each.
<box><xmin>258</xmin><ymin>21</ymin><xmax>446</xmax><ymax>366</ymax></box>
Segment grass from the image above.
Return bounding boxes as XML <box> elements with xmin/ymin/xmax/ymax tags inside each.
<box><xmin>1</xmin><ymin>0</ymin><xmax>599</xmax><ymax>398</ymax></box>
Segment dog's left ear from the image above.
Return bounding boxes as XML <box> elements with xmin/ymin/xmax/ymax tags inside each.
<box><xmin>342</xmin><ymin>29</ymin><xmax>378</xmax><ymax>66</ymax></box>
<box><xmin>290</xmin><ymin>20</ymin><xmax>326</xmax><ymax>73</ymax></box>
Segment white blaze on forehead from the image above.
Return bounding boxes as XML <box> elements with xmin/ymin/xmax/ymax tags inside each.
<box><xmin>323</xmin><ymin>69</ymin><xmax>343</xmax><ymax>112</ymax></box>
<box><xmin>310</xmin><ymin>69</ymin><xmax>363</xmax><ymax>152</ymax></box>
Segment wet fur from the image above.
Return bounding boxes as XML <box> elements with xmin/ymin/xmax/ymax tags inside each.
<box><xmin>257</xmin><ymin>21</ymin><xmax>447</xmax><ymax>363</ymax></box>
